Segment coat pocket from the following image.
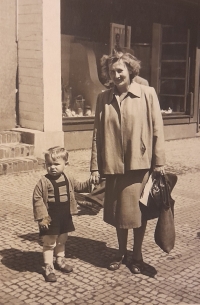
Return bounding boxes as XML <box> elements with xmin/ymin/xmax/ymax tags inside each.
<box><xmin>140</xmin><ymin>138</ymin><xmax>146</xmax><ymax>155</ymax></box>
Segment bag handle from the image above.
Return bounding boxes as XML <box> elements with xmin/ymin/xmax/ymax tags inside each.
<box><xmin>160</xmin><ymin>172</ymin><xmax>172</xmax><ymax>210</ymax></box>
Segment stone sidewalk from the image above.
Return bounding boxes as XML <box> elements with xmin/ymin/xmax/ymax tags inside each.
<box><xmin>0</xmin><ymin>137</ymin><xmax>200</xmax><ymax>305</ymax></box>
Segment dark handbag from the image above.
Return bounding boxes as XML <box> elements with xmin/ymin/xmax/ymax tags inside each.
<box><xmin>139</xmin><ymin>172</ymin><xmax>177</xmax><ymax>221</ymax></box>
<box><xmin>75</xmin><ymin>180</ymin><xmax>105</xmax><ymax>214</ymax></box>
<box><xmin>153</xmin><ymin>172</ymin><xmax>177</xmax><ymax>253</ymax></box>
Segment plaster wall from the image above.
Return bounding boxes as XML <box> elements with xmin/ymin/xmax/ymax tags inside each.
<box><xmin>164</xmin><ymin>123</ymin><xmax>197</xmax><ymax>140</ymax></box>
<box><xmin>43</xmin><ymin>0</ymin><xmax>62</xmax><ymax>132</ymax></box>
<box><xmin>18</xmin><ymin>0</ymin><xmax>44</xmax><ymax>130</ymax></box>
<box><xmin>18</xmin><ymin>0</ymin><xmax>62</xmax><ymax>132</ymax></box>
<box><xmin>64</xmin><ymin>131</ymin><xmax>93</xmax><ymax>151</ymax></box>
<box><xmin>0</xmin><ymin>0</ymin><xmax>17</xmax><ymax>130</ymax></box>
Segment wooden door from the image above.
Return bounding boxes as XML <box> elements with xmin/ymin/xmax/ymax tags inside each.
<box><xmin>151</xmin><ymin>23</ymin><xmax>191</xmax><ymax>115</ymax></box>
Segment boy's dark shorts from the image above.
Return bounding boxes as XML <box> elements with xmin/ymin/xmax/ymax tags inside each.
<box><xmin>39</xmin><ymin>202</ymin><xmax>75</xmax><ymax>236</ymax></box>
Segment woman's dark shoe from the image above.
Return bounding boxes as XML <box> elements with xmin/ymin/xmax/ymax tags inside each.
<box><xmin>108</xmin><ymin>253</ymin><xmax>127</xmax><ymax>271</ymax></box>
<box><xmin>130</xmin><ymin>258</ymin><xmax>144</xmax><ymax>274</ymax></box>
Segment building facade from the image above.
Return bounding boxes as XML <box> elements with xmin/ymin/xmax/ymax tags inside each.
<box><xmin>0</xmin><ymin>0</ymin><xmax>200</xmax><ymax>155</ymax></box>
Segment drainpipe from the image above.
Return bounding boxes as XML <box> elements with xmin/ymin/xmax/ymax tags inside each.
<box><xmin>197</xmin><ymin>2</ymin><xmax>200</xmax><ymax>132</ymax></box>
<box><xmin>15</xmin><ymin>0</ymin><xmax>20</xmax><ymax>127</ymax></box>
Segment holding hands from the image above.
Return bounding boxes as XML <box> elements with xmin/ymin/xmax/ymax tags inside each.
<box><xmin>90</xmin><ymin>170</ymin><xmax>100</xmax><ymax>185</ymax></box>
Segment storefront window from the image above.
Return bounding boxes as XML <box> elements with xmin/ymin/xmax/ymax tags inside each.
<box><xmin>152</xmin><ymin>24</ymin><xmax>190</xmax><ymax>115</ymax></box>
<box><xmin>160</xmin><ymin>26</ymin><xmax>189</xmax><ymax>114</ymax></box>
<box><xmin>62</xmin><ymin>82</ymin><xmax>93</xmax><ymax>118</ymax></box>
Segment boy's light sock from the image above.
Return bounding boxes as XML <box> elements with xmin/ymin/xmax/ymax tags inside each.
<box><xmin>43</xmin><ymin>249</ymin><xmax>54</xmax><ymax>265</ymax></box>
<box><xmin>45</xmin><ymin>263</ymin><xmax>55</xmax><ymax>276</ymax></box>
<box><xmin>56</xmin><ymin>256</ymin><xmax>65</xmax><ymax>266</ymax></box>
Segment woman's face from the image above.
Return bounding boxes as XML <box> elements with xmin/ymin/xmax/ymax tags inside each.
<box><xmin>108</xmin><ymin>59</ymin><xmax>131</xmax><ymax>90</ymax></box>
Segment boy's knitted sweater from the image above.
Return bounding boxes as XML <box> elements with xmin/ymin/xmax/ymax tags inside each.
<box><xmin>33</xmin><ymin>172</ymin><xmax>90</xmax><ymax>221</ymax></box>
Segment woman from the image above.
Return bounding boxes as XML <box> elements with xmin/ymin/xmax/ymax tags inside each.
<box><xmin>90</xmin><ymin>51</ymin><xmax>165</xmax><ymax>273</ymax></box>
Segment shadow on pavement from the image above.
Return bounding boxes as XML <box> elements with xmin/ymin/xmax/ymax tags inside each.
<box><xmin>16</xmin><ymin>234</ymin><xmax>157</xmax><ymax>277</ymax></box>
<box><xmin>0</xmin><ymin>248</ymin><xmax>44</xmax><ymax>275</ymax></box>
<box><xmin>67</xmin><ymin>236</ymin><xmax>158</xmax><ymax>277</ymax></box>
<box><xmin>66</xmin><ymin>235</ymin><xmax>115</xmax><ymax>268</ymax></box>
<box><xmin>19</xmin><ymin>232</ymin><xmax>43</xmax><ymax>246</ymax></box>
<box><xmin>18</xmin><ymin>233</ymin><xmax>130</xmax><ymax>269</ymax></box>
<box><xmin>19</xmin><ymin>233</ymin><xmax>112</xmax><ymax>268</ymax></box>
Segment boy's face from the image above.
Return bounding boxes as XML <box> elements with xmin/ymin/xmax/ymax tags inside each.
<box><xmin>45</xmin><ymin>156</ymin><xmax>66</xmax><ymax>177</ymax></box>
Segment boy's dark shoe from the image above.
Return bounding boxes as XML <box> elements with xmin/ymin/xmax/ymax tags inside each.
<box><xmin>55</xmin><ymin>257</ymin><xmax>73</xmax><ymax>273</ymax></box>
<box><xmin>45</xmin><ymin>264</ymin><xmax>57</xmax><ymax>282</ymax></box>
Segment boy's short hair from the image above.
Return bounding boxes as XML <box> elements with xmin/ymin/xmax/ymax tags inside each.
<box><xmin>44</xmin><ymin>146</ymin><xmax>69</xmax><ymax>162</ymax></box>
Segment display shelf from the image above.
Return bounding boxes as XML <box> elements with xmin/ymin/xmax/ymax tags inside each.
<box><xmin>160</xmin><ymin>94</ymin><xmax>185</xmax><ymax>97</ymax></box>
<box><xmin>162</xmin><ymin>42</ymin><xmax>187</xmax><ymax>45</ymax></box>
<box><xmin>161</xmin><ymin>60</ymin><xmax>186</xmax><ymax>62</ymax></box>
<box><xmin>160</xmin><ymin>77</ymin><xmax>185</xmax><ymax>80</ymax></box>
<box><xmin>62</xmin><ymin>116</ymin><xmax>95</xmax><ymax>132</ymax></box>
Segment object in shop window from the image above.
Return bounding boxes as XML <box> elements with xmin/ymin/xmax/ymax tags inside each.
<box><xmin>77</xmin><ymin>108</ymin><xmax>83</xmax><ymax>116</ymax></box>
<box><xmin>64</xmin><ymin>109</ymin><xmax>76</xmax><ymax>117</ymax></box>
<box><xmin>84</xmin><ymin>105</ymin><xmax>92</xmax><ymax>116</ymax></box>
<box><xmin>74</xmin><ymin>95</ymin><xmax>85</xmax><ymax>116</ymax></box>
<box><xmin>62</xmin><ymin>80</ymin><xmax>72</xmax><ymax>115</ymax></box>
<box><xmin>161</xmin><ymin>107</ymin><xmax>172</xmax><ymax>114</ymax></box>
<box><xmin>65</xmin><ymin>109</ymin><xmax>73</xmax><ymax>117</ymax></box>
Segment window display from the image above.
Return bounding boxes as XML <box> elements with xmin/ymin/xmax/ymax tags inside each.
<box><xmin>110</xmin><ymin>23</ymin><xmax>131</xmax><ymax>53</ymax></box>
<box><xmin>62</xmin><ymin>82</ymin><xmax>93</xmax><ymax>118</ymax></box>
<box><xmin>159</xmin><ymin>26</ymin><xmax>189</xmax><ymax>114</ymax></box>
<box><xmin>151</xmin><ymin>24</ymin><xmax>190</xmax><ymax>115</ymax></box>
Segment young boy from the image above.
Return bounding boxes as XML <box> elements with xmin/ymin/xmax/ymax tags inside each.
<box><xmin>33</xmin><ymin>146</ymin><xmax>91</xmax><ymax>282</ymax></box>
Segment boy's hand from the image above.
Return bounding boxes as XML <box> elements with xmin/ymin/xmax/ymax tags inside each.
<box><xmin>90</xmin><ymin>171</ymin><xmax>100</xmax><ymax>185</ymax></box>
<box><xmin>38</xmin><ymin>216</ymin><xmax>51</xmax><ymax>230</ymax></box>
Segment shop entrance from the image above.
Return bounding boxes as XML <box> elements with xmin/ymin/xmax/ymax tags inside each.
<box><xmin>61</xmin><ymin>0</ymin><xmax>200</xmax><ymax>147</ymax></box>
<box><xmin>151</xmin><ymin>23</ymin><xmax>193</xmax><ymax>116</ymax></box>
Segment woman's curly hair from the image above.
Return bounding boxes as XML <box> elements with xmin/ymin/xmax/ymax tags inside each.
<box><xmin>101</xmin><ymin>51</ymin><xmax>141</xmax><ymax>83</ymax></box>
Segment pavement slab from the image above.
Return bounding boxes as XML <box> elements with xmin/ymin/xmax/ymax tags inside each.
<box><xmin>0</xmin><ymin>137</ymin><xmax>200</xmax><ymax>304</ymax></box>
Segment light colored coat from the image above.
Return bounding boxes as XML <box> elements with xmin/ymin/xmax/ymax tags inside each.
<box><xmin>32</xmin><ymin>173</ymin><xmax>90</xmax><ymax>221</ymax></box>
<box><xmin>90</xmin><ymin>81</ymin><xmax>165</xmax><ymax>175</ymax></box>
<box><xmin>134</xmin><ymin>75</ymin><xmax>149</xmax><ymax>86</ymax></box>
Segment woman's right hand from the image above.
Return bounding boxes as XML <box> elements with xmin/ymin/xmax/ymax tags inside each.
<box><xmin>90</xmin><ymin>171</ymin><xmax>100</xmax><ymax>185</ymax></box>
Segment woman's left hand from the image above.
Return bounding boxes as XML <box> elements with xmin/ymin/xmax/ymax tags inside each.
<box><xmin>153</xmin><ymin>165</ymin><xmax>165</xmax><ymax>174</ymax></box>
<box><xmin>90</xmin><ymin>171</ymin><xmax>100</xmax><ymax>185</ymax></box>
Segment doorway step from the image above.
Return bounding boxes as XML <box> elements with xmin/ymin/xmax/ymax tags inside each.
<box><xmin>0</xmin><ymin>131</ymin><xmax>45</xmax><ymax>175</ymax></box>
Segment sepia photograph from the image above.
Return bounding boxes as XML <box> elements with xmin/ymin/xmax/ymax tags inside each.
<box><xmin>0</xmin><ymin>0</ymin><xmax>200</xmax><ymax>304</ymax></box>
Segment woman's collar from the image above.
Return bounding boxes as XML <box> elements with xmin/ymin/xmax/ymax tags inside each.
<box><xmin>111</xmin><ymin>81</ymin><xmax>141</xmax><ymax>99</ymax></box>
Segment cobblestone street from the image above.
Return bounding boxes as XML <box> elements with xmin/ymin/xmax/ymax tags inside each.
<box><xmin>0</xmin><ymin>137</ymin><xmax>200</xmax><ymax>305</ymax></box>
